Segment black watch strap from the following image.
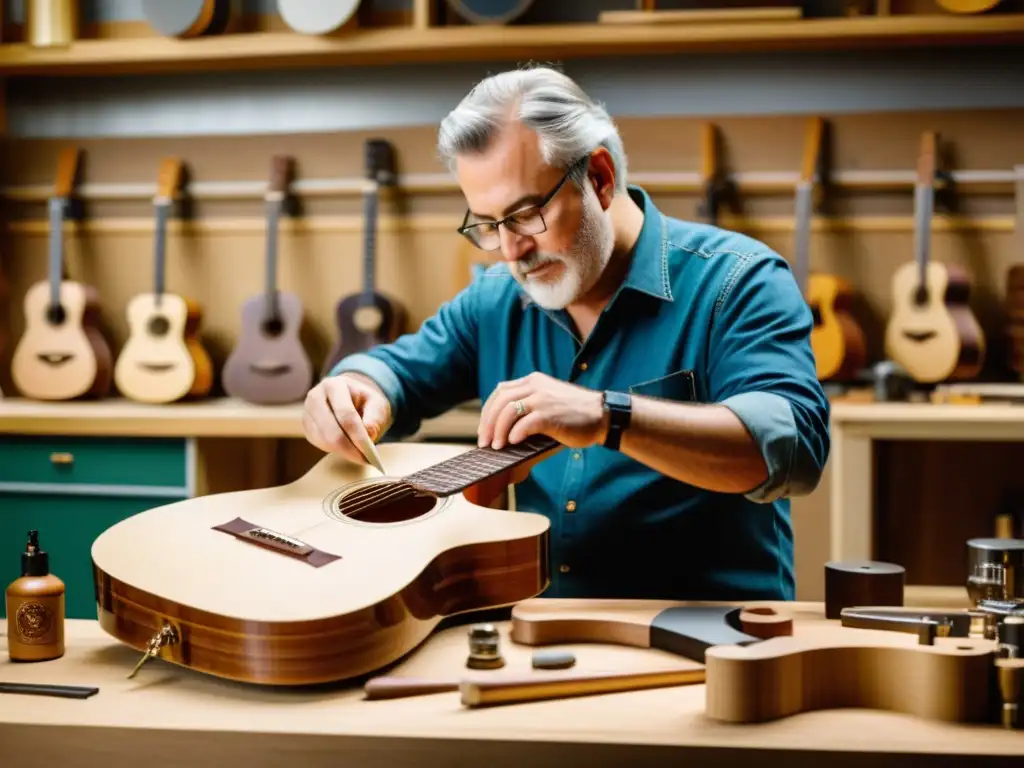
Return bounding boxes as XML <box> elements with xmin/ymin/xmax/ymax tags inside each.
<box><xmin>602</xmin><ymin>390</ymin><xmax>632</xmax><ymax>451</ymax></box>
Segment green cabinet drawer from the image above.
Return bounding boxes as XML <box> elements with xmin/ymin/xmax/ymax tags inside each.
<box><xmin>1</xmin><ymin>491</ymin><xmax>184</xmax><ymax>620</ymax></box>
<box><xmin>0</xmin><ymin>436</ymin><xmax>187</xmax><ymax>490</ymax></box>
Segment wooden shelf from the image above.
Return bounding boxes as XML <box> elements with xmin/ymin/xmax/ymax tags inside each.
<box><xmin>0</xmin><ymin>396</ymin><xmax>481</xmax><ymax>441</ymax></box>
<box><xmin>831</xmin><ymin>401</ymin><xmax>1024</xmax><ymax>440</ymax></box>
<box><xmin>1</xmin><ymin>397</ymin><xmax>1021</xmax><ymax>440</ymax></box>
<box><xmin>1</xmin><ymin>14</ymin><xmax>1022</xmax><ymax>77</ymax></box>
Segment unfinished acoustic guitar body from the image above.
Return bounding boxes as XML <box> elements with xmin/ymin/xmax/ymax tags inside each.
<box><xmin>91</xmin><ymin>441</ymin><xmax>553</xmax><ymax>686</ymax></box>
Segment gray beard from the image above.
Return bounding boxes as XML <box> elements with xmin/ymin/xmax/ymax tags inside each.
<box><xmin>513</xmin><ymin>194</ymin><xmax>614</xmax><ymax>310</ymax></box>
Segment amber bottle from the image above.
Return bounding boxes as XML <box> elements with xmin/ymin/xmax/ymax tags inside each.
<box><xmin>5</xmin><ymin>530</ymin><xmax>65</xmax><ymax>662</ymax></box>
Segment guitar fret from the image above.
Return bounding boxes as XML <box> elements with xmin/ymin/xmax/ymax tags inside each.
<box><xmin>406</xmin><ymin>435</ymin><xmax>559</xmax><ymax>496</ymax></box>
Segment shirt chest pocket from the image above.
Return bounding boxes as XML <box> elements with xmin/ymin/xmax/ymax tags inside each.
<box><xmin>627</xmin><ymin>369</ymin><xmax>698</xmax><ymax>402</ymax></box>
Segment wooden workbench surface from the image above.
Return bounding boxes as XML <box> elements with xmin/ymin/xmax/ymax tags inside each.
<box><xmin>1</xmin><ymin>606</ymin><xmax>1021</xmax><ymax>767</ymax></box>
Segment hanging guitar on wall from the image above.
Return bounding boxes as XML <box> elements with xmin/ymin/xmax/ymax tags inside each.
<box><xmin>114</xmin><ymin>158</ymin><xmax>214</xmax><ymax>405</ymax></box>
<box><xmin>884</xmin><ymin>130</ymin><xmax>985</xmax><ymax>384</ymax></box>
<box><xmin>222</xmin><ymin>155</ymin><xmax>314</xmax><ymax>405</ymax></box>
<box><xmin>321</xmin><ymin>138</ymin><xmax>407</xmax><ymax>378</ymax></box>
<box><xmin>792</xmin><ymin>116</ymin><xmax>867</xmax><ymax>382</ymax></box>
<box><xmin>12</xmin><ymin>147</ymin><xmax>113</xmax><ymax>401</ymax></box>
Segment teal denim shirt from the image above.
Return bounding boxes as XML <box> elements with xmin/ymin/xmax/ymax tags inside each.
<box><xmin>330</xmin><ymin>186</ymin><xmax>830</xmax><ymax>601</ymax></box>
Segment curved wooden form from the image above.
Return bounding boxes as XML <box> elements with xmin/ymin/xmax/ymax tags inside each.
<box><xmin>704</xmin><ymin>631</ymin><xmax>998</xmax><ymax>724</ymax></box>
<box><xmin>509</xmin><ymin>598</ymin><xmax>793</xmax><ymax>663</ymax></box>
<box><xmin>91</xmin><ymin>442</ymin><xmax>551</xmax><ymax>686</ymax></box>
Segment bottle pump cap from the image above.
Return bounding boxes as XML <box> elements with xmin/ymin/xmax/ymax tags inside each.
<box><xmin>21</xmin><ymin>529</ymin><xmax>50</xmax><ymax>577</ymax></box>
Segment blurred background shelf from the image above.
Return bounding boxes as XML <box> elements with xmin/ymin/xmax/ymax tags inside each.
<box><xmin>2</xmin><ymin>13</ymin><xmax>1024</xmax><ymax>77</ymax></box>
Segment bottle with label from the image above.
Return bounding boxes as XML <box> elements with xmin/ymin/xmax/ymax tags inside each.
<box><xmin>5</xmin><ymin>530</ymin><xmax>65</xmax><ymax>662</ymax></box>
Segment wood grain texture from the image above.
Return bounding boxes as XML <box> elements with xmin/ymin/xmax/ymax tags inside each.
<box><xmin>704</xmin><ymin>629</ymin><xmax>998</xmax><ymax>724</ymax></box>
<box><xmin>90</xmin><ymin>441</ymin><xmax>551</xmax><ymax>685</ymax></box>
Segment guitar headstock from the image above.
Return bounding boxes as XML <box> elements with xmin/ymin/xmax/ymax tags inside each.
<box><xmin>698</xmin><ymin>123</ymin><xmax>733</xmax><ymax>222</ymax></box>
<box><xmin>800</xmin><ymin>116</ymin><xmax>828</xmax><ymax>209</ymax></box>
<box><xmin>267</xmin><ymin>155</ymin><xmax>294</xmax><ymax>203</ymax></box>
<box><xmin>154</xmin><ymin>157</ymin><xmax>183</xmax><ymax>207</ymax></box>
<box><xmin>52</xmin><ymin>147</ymin><xmax>82</xmax><ymax>218</ymax></box>
<box><xmin>916</xmin><ymin>130</ymin><xmax>938</xmax><ymax>188</ymax></box>
<box><xmin>365</xmin><ymin>138</ymin><xmax>397</xmax><ymax>189</ymax></box>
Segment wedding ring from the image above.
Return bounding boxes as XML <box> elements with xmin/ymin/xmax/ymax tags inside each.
<box><xmin>513</xmin><ymin>400</ymin><xmax>526</xmax><ymax>417</ymax></box>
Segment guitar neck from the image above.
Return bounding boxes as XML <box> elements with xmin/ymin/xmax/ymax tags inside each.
<box><xmin>153</xmin><ymin>202</ymin><xmax>169</xmax><ymax>301</ymax></box>
<box><xmin>264</xmin><ymin>195</ymin><xmax>282</xmax><ymax>318</ymax></box>
<box><xmin>47</xmin><ymin>196</ymin><xmax>65</xmax><ymax>309</ymax></box>
<box><xmin>404</xmin><ymin>435</ymin><xmax>559</xmax><ymax>497</ymax></box>
<box><xmin>914</xmin><ymin>180</ymin><xmax>934</xmax><ymax>291</ymax></box>
<box><xmin>792</xmin><ymin>181</ymin><xmax>813</xmax><ymax>296</ymax></box>
<box><xmin>362</xmin><ymin>184</ymin><xmax>379</xmax><ymax>302</ymax></box>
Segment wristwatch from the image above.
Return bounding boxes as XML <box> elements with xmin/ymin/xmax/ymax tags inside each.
<box><xmin>601</xmin><ymin>390</ymin><xmax>632</xmax><ymax>450</ymax></box>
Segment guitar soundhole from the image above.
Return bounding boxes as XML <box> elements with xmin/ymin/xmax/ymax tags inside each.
<box><xmin>261</xmin><ymin>316</ymin><xmax>284</xmax><ymax>338</ymax></box>
<box><xmin>323</xmin><ymin>478</ymin><xmax>444</xmax><ymax>526</ymax></box>
<box><xmin>913</xmin><ymin>285</ymin><xmax>929</xmax><ymax>306</ymax></box>
<box><xmin>45</xmin><ymin>303</ymin><xmax>66</xmax><ymax>326</ymax></box>
<box><xmin>148</xmin><ymin>316</ymin><xmax>170</xmax><ymax>337</ymax></box>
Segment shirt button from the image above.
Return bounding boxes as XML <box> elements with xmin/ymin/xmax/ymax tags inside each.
<box><xmin>572</xmin><ymin>451</ymin><xmax>581</xmax><ymax>460</ymax></box>
<box><xmin>559</xmin><ymin>564</ymin><xmax>570</xmax><ymax>573</ymax></box>
<box><xmin>566</xmin><ymin>500</ymin><xmax>577</xmax><ymax>512</ymax></box>
<box><xmin>579</xmin><ymin>362</ymin><xmax>588</xmax><ymax>371</ymax></box>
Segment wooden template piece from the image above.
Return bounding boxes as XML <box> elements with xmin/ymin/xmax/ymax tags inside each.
<box><xmin>509</xmin><ymin>598</ymin><xmax>793</xmax><ymax>663</ymax></box>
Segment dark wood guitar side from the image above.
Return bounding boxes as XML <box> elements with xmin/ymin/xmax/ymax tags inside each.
<box><xmin>222</xmin><ymin>155</ymin><xmax>314</xmax><ymax>404</ymax></box>
<box><xmin>321</xmin><ymin>138</ymin><xmax>407</xmax><ymax>378</ymax></box>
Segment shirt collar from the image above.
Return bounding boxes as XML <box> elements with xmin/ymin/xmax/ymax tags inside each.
<box><xmin>518</xmin><ymin>184</ymin><xmax>673</xmax><ymax>309</ymax></box>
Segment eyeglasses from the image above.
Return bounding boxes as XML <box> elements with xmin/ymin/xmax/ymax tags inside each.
<box><xmin>457</xmin><ymin>156</ymin><xmax>588</xmax><ymax>251</ymax></box>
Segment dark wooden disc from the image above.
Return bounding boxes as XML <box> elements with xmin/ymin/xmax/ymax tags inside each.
<box><xmin>824</xmin><ymin>559</ymin><xmax>905</xmax><ymax>620</ymax></box>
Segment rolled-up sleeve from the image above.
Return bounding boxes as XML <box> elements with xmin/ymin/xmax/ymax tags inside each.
<box><xmin>708</xmin><ymin>250</ymin><xmax>830</xmax><ymax>502</ymax></box>
<box><xmin>328</xmin><ymin>278</ymin><xmax>481</xmax><ymax>440</ymax></box>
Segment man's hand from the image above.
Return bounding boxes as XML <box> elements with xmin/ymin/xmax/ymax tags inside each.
<box><xmin>302</xmin><ymin>373</ymin><xmax>392</xmax><ymax>464</ymax></box>
<box><xmin>478</xmin><ymin>371</ymin><xmax>607</xmax><ymax>450</ymax></box>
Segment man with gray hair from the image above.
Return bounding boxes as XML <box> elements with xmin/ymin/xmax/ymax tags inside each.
<box><xmin>303</xmin><ymin>65</ymin><xmax>830</xmax><ymax>602</ymax></box>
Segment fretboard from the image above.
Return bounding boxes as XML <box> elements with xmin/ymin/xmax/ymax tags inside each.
<box><xmin>264</xmin><ymin>195</ymin><xmax>282</xmax><ymax>320</ymax></box>
<box><xmin>362</xmin><ymin>185</ymin><xmax>378</xmax><ymax>302</ymax></box>
<box><xmin>153</xmin><ymin>201</ymin><xmax>169</xmax><ymax>301</ymax></box>
<box><xmin>792</xmin><ymin>180</ymin><xmax>812</xmax><ymax>297</ymax></box>
<box><xmin>47</xmin><ymin>196</ymin><xmax>65</xmax><ymax>309</ymax></box>
<box><xmin>405</xmin><ymin>434</ymin><xmax>560</xmax><ymax>497</ymax></box>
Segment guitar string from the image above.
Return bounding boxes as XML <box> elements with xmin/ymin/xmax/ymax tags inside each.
<box><xmin>284</xmin><ymin>481</ymin><xmax>420</xmax><ymax>538</ymax></box>
<box><xmin>279</xmin><ymin>443</ymin><xmax>551</xmax><ymax>538</ymax></box>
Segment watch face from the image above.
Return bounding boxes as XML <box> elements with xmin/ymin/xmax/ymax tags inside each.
<box><xmin>604</xmin><ymin>390</ymin><xmax>631</xmax><ymax>410</ymax></box>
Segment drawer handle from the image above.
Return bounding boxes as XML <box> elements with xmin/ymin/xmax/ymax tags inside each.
<box><xmin>49</xmin><ymin>452</ymin><xmax>74</xmax><ymax>465</ymax></box>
